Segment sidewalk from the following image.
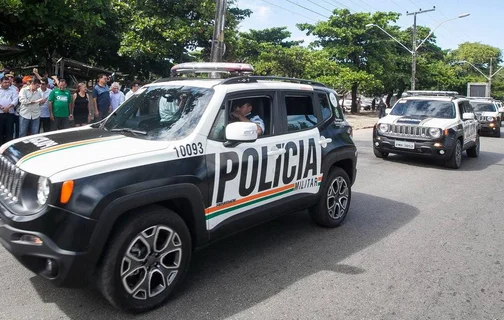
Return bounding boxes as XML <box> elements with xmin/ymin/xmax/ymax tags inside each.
<box><xmin>344</xmin><ymin>111</ymin><xmax>379</xmax><ymax>130</ymax></box>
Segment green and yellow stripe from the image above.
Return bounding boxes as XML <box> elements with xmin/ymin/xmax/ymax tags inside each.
<box><xmin>205</xmin><ymin>175</ymin><xmax>323</xmax><ymax>220</ymax></box>
<box><xmin>16</xmin><ymin>135</ymin><xmax>126</xmax><ymax>166</ymax></box>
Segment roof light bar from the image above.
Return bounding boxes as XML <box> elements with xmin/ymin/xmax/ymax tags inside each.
<box><xmin>406</xmin><ymin>90</ymin><xmax>459</xmax><ymax>97</ymax></box>
<box><xmin>171</xmin><ymin>62</ymin><xmax>254</xmax><ymax>76</ymax></box>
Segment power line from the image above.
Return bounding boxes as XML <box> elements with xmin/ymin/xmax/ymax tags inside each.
<box><xmin>305</xmin><ymin>0</ymin><xmax>333</xmax><ymax>14</ymax></box>
<box><xmin>259</xmin><ymin>0</ymin><xmax>318</xmax><ymax>22</ymax></box>
<box><xmin>283</xmin><ymin>0</ymin><xmax>330</xmax><ymax>19</ymax></box>
<box><xmin>355</xmin><ymin>0</ymin><xmax>379</xmax><ymax>11</ymax></box>
<box><xmin>346</xmin><ymin>0</ymin><xmax>368</xmax><ymax>11</ymax></box>
<box><xmin>328</xmin><ymin>0</ymin><xmax>356</xmax><ymax>13</ymax></box>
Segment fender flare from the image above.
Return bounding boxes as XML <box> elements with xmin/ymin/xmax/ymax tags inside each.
<box><xmin>85</xmin><ymin>183</ymin><xmax>208</xmax><ymax>273</ymax></box>
<box><xmin>321</xmin><ymin>146</ymin><xmax>357</xmax><ymax>185</ymax></box>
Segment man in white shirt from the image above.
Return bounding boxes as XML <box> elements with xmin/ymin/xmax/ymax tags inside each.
<box><xmin>38</xmin><ymin>78</ymin><xmax>52</xmax><ymax>133</ymax></box>
<box><xmin>125</xmin><ymin>81</ymin><xmax>140</xmax><ymax>100</ymax></box>
<box><xmin>0</xmin><ymin>76</ymin><xmax>19</xmax><ymax>144</ymax></box>
<box><xmin>231</xmin><ymin>100</ymin><xmax>265</xmax><ymax>135</ymax></box>
<box><xmin>18</xmin><ymin>78</ymin><xmax>44</xmax><ymax>137</ymax></box>
<box><xmin>109</xmin><ymin>82</ymin><xmax>125</xmax><ymax>111</ymax></box>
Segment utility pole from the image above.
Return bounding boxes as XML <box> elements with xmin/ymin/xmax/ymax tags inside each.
<box><xmin>488</xmin><ymin>57</ymin><xmax>493</xmax><ymax>97</ymax></box>
<box><xmin>210</xmin><ymin>0</ymin><xmax>227</xmax><ymax>63</ymax></box>
<box><xmin>407</xmin><ymin>7</ymin><xmax>435</xmax><ymax>90</ymax></box>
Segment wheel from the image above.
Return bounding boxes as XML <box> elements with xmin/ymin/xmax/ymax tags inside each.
<box><xmin>96</xmin><ymin>205</ymin><xmax>192</xmax><ymax>313</ymax></box>
<box><xmin>373</xmin><ymin>147</ymin><xmax>389</xmax><ymax>158</ymax></box>
<box><xmin>445</xmin><ymin>139</ymin><xmax>462</xmax><ymax>169</ymax></box>
<box><xmin>466</xmin><ymin>134</ymin><xmax>480</xmax><ymax>158</ymax></box>
<box><xmin>309</xmin><ymin>167</ymin><xmax>351</xmax><ymax>228</ymax></box>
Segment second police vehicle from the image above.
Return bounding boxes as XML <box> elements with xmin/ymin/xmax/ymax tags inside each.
<box><xmin>373</xmin><ymin>90</ymin><xmax>480</xmax><ymax>169</ymax></box>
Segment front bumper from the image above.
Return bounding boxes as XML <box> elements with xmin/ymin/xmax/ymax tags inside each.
<box><xmin>373</xmin><ymin>134</ymin><xmax>456</xmax><ymax>159</ymax></box>
<box><xmin>479</xmin><ymin>122</ymin><xmax>499</xmax><ymax>133</ymax></box>
<box><xmin>0</xmin><ymin>204</ymin><xmax>97</xmax><ymax>288</ymax></box>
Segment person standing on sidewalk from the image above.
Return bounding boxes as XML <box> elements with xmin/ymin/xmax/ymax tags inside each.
<box><xmin>92</xmin><ymin>74</ymin><xmax>111</xmax><ymax>121</ymax></box>
<box><xmin>378</xmin><ymin>95</ymin><xmax>387</xmax><ymax>119</ymax></box>
<box><xmin>48</xmin><ymin>79</ymin><xmax>73</xmax><ymax>130</ymax></box>
<box><xmin>18</xmin><ymin>78</ymin><xmax>44</xmax><ymax>137</ymax></box>
<box><xmin>0</xmin><ymin>76</ymin><xmax>18</xmax><ymax>144</ymax></box>
<box><xmin>38</xmin><ymin>78</ymin><xmax>52</xmax><ymax>132</ymax></box>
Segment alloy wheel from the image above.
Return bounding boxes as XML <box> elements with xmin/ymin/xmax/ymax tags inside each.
<box><xmin>326</xmin><ymin>176</ymin><xmax>349</xmax><ymax>220</ymax></box>
<box><xmin>121</xmin><ymin>225</ymin><xmax>182</xmax><ymax>300</ymax></box>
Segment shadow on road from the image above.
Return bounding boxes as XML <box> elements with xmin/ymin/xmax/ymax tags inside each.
<box><xmin>30</xmin><ymin>192</ymin><xmax>419</xmax><ymax>320</ymax></box>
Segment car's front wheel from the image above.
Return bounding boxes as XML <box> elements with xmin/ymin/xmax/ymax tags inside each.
<box><xmin>445</xmin><ymin>139</ymin><xmax>462</xmax><ymax>169</ymax></box>
<box><xmin>466</xmin><ymin>134</ymin><xmax>480</xmax><ymax>158</ymax></box>
<box><xmin>309</xmin><ymin>167</ymin><xmax>351</xmax><ymax>228</ymax></box>
<box><xmin>373</xmin><ymin>147</ymin><xmax>389</xmax><ymax>158</ymax></box>
<box><xmin>96</xmin><ymin>205</ymin><xmax>191</xmax><ymax>313</ymax></box>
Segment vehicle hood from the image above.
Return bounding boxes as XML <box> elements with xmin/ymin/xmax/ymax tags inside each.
<box><xmin>380</xmin><ymin>115</ymin><xmax>457</xmax><ymax>128</ymax></box>
<box><xmin>0</xmin><ymin>127</ymin><xmax>170</xmax><ymax>177</ymax></box>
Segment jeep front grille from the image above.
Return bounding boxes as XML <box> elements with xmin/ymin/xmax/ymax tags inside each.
<box><xmin>0</xmin><ymin>156</ymin><xmax>25</xmax><ymax>203</ymax></box>
<box><xmin>387</xmin><ymin>125</ymin><xmax>427</xmax><ymax>138</ymax></box>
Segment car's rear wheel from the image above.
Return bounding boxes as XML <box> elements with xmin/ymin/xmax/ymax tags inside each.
<box><xmin>373</xmin><ymin>147</ymin><xmax>389</xmax><ymax>158</ymax></box>
<box><xmin>445</xmin><ymin>139</ymin><xmax>462</xmax><ymax>169</ymax></box>
<box><xmin>96</xmin><ymin>205</ymin><xmax>191</xmax><ymax>313</ymax></box>
<box><xmin>309</xmin><ymin>167</ymin><xmax>351</xmax><ymax>228</ymax></box>
<box><xmin>466</xmin><ymin>134</ymin><xmax>480</xmax><ymax>158</ymax></box>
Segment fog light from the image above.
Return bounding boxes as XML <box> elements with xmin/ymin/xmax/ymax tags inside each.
<box><xmin>45</xmin><ymin>258</ymin><xmax>58</xmax><ymax>277</ymax></box>
<box><xmin>375</xmin><ymin>142</ymin><xmax>380</xmax><ymax>147</ymax></box>
<box><xmin>439</xmin><ymin>150</ymin><xmax>445</xmax><ymax>155</ymax></box>
<box><xmin>434</xmin><ymin>143</ymin><xmax>442</xmax><ymax>147</ymax></box>
<box><xmin>19</xmin><ymin>235</ymin><xmax>43</xmax><ymax>245</ymax></box>
<box><xmin>490</xmin><ymin>123</ymin><xmax>495</xmax><ymax>128</ymax></box>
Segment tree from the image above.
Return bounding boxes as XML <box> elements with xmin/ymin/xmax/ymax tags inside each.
<box><xmin>298</xmin><ymin>9</ymin><xmax>399</xmax><ymax>113</ymax></box>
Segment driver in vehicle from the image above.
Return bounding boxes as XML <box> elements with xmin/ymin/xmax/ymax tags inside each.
<box><xmin>230</xmin><ymin>100</ymin><xmax>264</xmax><ymax>135</ymax></box>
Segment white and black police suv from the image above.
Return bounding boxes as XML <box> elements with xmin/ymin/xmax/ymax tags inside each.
<box><xmin>0</xmin><ymin>63</ymin><xmax>357</xmax><ymax>312</ymax></box>
<box><xmin>373</xmin><ymin>90</ymin><xmax>480</xmax><ymax>169</ymax></box>
<box><xmin>468</xmin><ymin>97</ymin><xmax>503</xmax><ymax>137</ymax></box>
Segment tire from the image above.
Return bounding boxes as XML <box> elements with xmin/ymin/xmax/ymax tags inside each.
<box><xmin>466</xmin><ymin>134</ymin><xmax>480</xmax><ymax>158</ymax></box>
<box><xmin>495</xmin><ymin>121</ymin><xmax>501</xmax><ymax>138</ymax></box>
<box><xmin>373</xmin><ymin>147</ymin><xmax>389</xmax><ymax>158</ymax></box>
<box><xmin>309</xmin><ymin>167</ymin><xmax>351</xmax><ymax>228</ymax></box>
<box><xmin>96</xmin><ymin>205</ymin><xmax>192</xmax><ymax>313</ymax></box>
<box><xmin>445</xmin><ymin>139</ymin><xmax>462</xmax><ymax>169</ymax></box>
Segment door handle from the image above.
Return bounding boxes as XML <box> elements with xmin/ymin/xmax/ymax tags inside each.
<box><xmin>318</xmin><ymin>138</ymin><xmax>332</xmax><ymax>145</ymax></box>
<box><xmin>267</xmin><ymin>148</ymin><xmax>286</xmax><ymax>156</ymax></box>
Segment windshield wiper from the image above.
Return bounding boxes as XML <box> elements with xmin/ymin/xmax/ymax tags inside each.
<box><xmin>110</xmin><ymin>128</ymin><xmax>147</xmax><ymax>135</ymax></box>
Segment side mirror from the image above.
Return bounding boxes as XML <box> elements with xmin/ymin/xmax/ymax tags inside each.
<box><xmin>462</xmin><ymin>112</ymin><xmax>475</xmax><ymax>120</ymax></box>
<box><xmin>224</xmin><ymin>122</ymin><xmax>258</xmax><ymax>146</ymax></box>
<box><xmin>498</xmin><ymin>107</ymin><xmax>504</xmax><ymax>113</ymax></box>
<box><xmin>385</xmin><ymin>108</ymin><xmax>391</xmax><ymax>115</ymax></box>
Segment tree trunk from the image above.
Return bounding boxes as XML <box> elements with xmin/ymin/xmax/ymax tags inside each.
<box><xmin>351</xmin><ymin>83</ymin><xmax>358</xmax><ymax>114</ymax></box>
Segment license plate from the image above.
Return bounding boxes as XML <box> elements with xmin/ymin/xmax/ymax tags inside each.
<box><xmin>395</xmin><ymin>140</ymin><xmax>415</xmax><ymax>149</ymax></box>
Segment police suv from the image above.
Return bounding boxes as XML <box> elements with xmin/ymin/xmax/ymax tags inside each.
<box><xmin>0</xmin><ymin>63</ymin><xmax>357</xmax><ymax>312</ymax></box>
<box><xmin>468</xmin><ymin>97</ymin><xmax>502</xmax><ymax>137</ymax></box>
<box><xmin>373</xmin><ymin>91</ymin><xmax>480</xmax><ymax>169</ymax></box>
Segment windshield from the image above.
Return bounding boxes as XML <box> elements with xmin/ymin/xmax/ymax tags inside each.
<box><xmin>102</xmin><ymin>85</ymin><xmax>214</xmax><ymax>140</ymax></box>
<box><xmin>469</xmin><ymin>102</ymin><xmax>496</xmax><ymax>112</ymax></box>
<box><xmin>390</xmin><ymin>99</ymin><xmax>455</xmax><ymax>119</ymax></box>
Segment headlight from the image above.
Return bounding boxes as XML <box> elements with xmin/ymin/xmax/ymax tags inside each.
<box><xmin>378</xmin><ymin>123</ymin><xmax>389</xmax><ymax>133</ymax></box>
<box><xmin>487</xmin><ymin>116</ymin><xmax>495</xmax><ymax>122</ymax></box>
<box><xmin>428</xmin><ymin>128</ymin><xmax>441</xmax><ymax>138</ymax></box>
<box><xmin>37</xmin><ymin>177</ymin><xmax>51</xmax><ymax>205</ymax></box>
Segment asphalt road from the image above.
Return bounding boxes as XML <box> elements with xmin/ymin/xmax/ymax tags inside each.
<box><xmin>1</xmin><ymin>128</ymin><xmax>504</xmax><ymax>320</ymax></box>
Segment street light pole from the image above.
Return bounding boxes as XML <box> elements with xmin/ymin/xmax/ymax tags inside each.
<box><xmin>407</xmin><ymin>8</ymin><xmax>435</xmax><ymax>91</ymax></box>
<box><xmin>210</xmin><ymin>0</ymin><xmax>227</xmax><ymax>63</ymax></box>
<box><xmin>458</xmin><ymin>59</ymin><xmax>504</xmax><ymax>97</ymax></box>
<box><xmin>367</xmin><ymin>12</ymin><xmax>469</xmax><ymax>91</ymax></box>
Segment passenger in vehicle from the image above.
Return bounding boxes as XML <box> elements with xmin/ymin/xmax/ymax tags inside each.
<box><xmin>230</xmin><ymin>100</ymin><xmax>264</xmax><ymax>135</ymax></box>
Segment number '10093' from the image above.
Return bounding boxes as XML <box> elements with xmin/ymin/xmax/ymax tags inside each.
<box><xmin>174</xmin><ymin>143</ymin><xmax>204</xmax><ymax>157</ymax></box>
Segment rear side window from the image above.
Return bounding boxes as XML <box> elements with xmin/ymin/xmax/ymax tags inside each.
<box><xmin>285</xmin><ymin>95</ymin><xmax>317</xmax><ymax>132</ymax></box>
<box><xmin>317</xmin><ymin>93</ymin><xmax>332</xmax><ymax>121</ymax></box>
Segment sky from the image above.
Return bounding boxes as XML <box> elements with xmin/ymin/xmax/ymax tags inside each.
<box><xmin>235</xmin><ymin>0</ymin><xmax>504</xmax><ymax>52</ymax></box>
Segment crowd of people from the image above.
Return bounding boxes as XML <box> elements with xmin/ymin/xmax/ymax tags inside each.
<box><xmin>0</xmin><ymin>66</ymin><xmax>140</xmax><ymax>145</ymax></box>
